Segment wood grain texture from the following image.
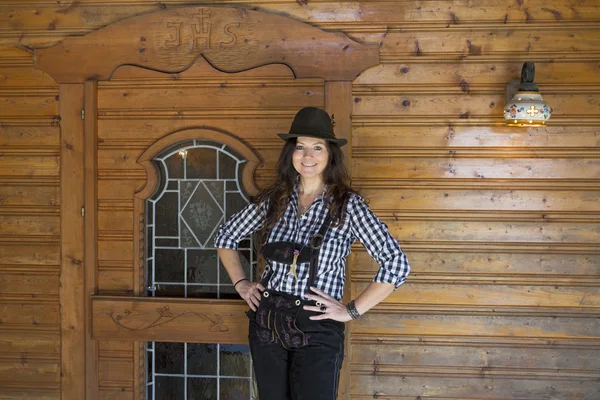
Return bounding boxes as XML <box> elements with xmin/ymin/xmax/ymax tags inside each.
<box><xmin>0</xmin><ymin>1</ymin><xmax>599</xmax><ymax>399</ymax></box>
<box><xmin>84</xmin><ymin>79</ymin><xmax>99</xmax><ymax>400</ymax></box>
<box><xmin>34</xmin><ymin>5</ymin><xmax>379</xmax><ymax>83</ymax></box>
<box><xmin>59</xmin><ymin>83</ymin><xmax>86</xmax><ymax>400</ymax></box>
<box><xmin>92</xmin><ymin>297</ymin><xmax>249</xmax><ymax>344</ymax></box>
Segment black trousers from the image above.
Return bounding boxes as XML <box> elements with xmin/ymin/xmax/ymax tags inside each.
<box><xmin>247</xmin><ymin>308</ymin><xmax>345</xmax><ymax>400</ymax></box>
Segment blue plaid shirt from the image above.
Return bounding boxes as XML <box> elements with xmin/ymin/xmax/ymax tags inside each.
<box><xmin>214</xmin><ymin>185</ymin><xmax>410</xmax><ymax>300</ymax></box>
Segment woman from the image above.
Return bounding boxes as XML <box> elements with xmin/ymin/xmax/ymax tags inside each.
<box><xmin>215</xmin><ymin>107</ymin><xmax>410</xmax><ymax>400</ymax></box>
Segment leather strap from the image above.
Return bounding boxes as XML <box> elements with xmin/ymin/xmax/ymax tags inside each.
<box><xmin>307</xmin><ymin>212</ymin><xmax>331</xmax><ymax>291</ymax></box>
<box><xmin>259</xmin><ymin>211</ymin><xmax>331</xmax><ymax>290</ymax></box>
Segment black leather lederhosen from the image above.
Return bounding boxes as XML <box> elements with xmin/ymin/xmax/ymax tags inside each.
<box><xmin>251</xmin><ymin>212</ymin><xmax>331</xmax><ymax>349</ymax></box>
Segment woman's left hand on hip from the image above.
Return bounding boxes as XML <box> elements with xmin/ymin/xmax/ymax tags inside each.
<box><xmin>304</xmin><ymin>286</ymin><xmax>352</xmax><ymax>322</ymax></box>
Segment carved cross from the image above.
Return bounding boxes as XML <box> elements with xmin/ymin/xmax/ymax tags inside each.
<box><xmin>192</xmin><ymin>10</ymin><xmax>212</xmax><ymax>50</ymax></box>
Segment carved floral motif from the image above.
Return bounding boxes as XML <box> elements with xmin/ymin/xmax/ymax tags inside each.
<box><xmin>107</xmin><ymin>305</ymin><xmax>228</xmax><ymax>332</ymax></box>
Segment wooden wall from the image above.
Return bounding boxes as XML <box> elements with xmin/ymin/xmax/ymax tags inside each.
<box><xmin>1</xmin><ymin>1</ymin><xmax>599</xmax><ymax>399</ymax></box>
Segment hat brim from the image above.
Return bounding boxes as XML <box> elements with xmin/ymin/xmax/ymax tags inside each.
<box><xmin>278</xmin><ymin>133</ymin><xmax>347</xmax><ymax>147</ymax></box>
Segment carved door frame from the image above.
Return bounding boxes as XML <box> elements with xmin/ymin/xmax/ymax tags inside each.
<box><xmin>34</xmin><ymin>6</ymin><xmax>379</xmax><ymax>400</ymax></box>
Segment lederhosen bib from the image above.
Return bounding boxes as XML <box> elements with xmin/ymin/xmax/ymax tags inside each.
<box><xmin>252</xmin><ymin>212</ymin><xmax>331</xmax><ymax>349</ymax></box>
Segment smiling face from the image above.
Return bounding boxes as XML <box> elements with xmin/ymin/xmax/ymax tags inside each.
<box><xmin>292</xmin><ymin>136</ymin><xmax>330</xmax><ymax>182</ymax></box>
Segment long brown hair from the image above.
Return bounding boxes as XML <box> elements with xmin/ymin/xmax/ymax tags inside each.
<box><xmin>253</xmin><ymin>138</ymin><xmax>357</xmax><ymax>234</ymax></box>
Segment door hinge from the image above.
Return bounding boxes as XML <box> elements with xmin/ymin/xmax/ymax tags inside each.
<box><xmin>81</xmin><ymin>207</ymin><xmax>85</xmax><ymax>217</ymax></box>
<box><xmin>81</xmin><ymin>109</ymin><xmax>85</xmax><ymax>120</ymax></box>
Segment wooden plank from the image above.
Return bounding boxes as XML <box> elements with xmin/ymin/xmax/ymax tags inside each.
<box><xmin>0</xmin><ymin>215</ymin><xmax>58</xmax><ymax>236</ymax></box>
<box><xmin>355</xmin><ymin>61</ymin><xmax>600</xmax><ymax>86</ymax></box>
<box><xmin>378</xmin><ymin>28</ymin><xmax>600</xmax><ymax>56</ymax></box>
<box><xmin>354</xmin><ymin>282</ymin><xmax>600</xmax><ymax>309</ymax></box>
<box><xmin>98</xmin><ymin>359</ymin><xmax>133</xmax><ymax>385</ymax></box>
<box><xmin>97</xmin><ymin>85</ymin><xmax>324</xmax><ymax>110</ymax></box>
<box><xmin>0</xmin><ymin>94</ymin><xmax>58</xmax><ymax>117</ymax></box>
<box><xmin>0</xmin><ymin>155</ymin><xmax>59</xmax><ymax>177</ymax></box>
<box><xmin>0</xmin><ymin>302</ymin><xmax>59</xmax><ymax>327</ymax></box>
<box><xmin>92</xmin><ymin>296</ymin><xmax>249</xmax><ymax>344</ymax></box>
<box><xmin>0</xmin><ymin>388</ymin><xmax>59</xmax><ymax>400</ymax></box>
<box><xmin>352</xmin><ymin>92</ymin><xmax>600</xmax><ymax>117</ymax></box>
<box><xmin>97</xmin><ymin>118</ymin><xmax>293</xmax><ymax>141</ymax></box>
<box><xmin>360</xmin><ymin>189</ymin><xmax>600</xmax><ymax>212</ymax></box>
<box><xmin>350</xmin><ymin>374</ymin><xmax>600</xmax><ymax>399</ymax></box>
<box><xmin>98</xmin><ymin>269</ymin><xmax>134</xmax><ymax>293</ymax></box>
<box><xmin>97</xmin><ymin>180</ymin><xmax>146</xmax><ymax>201</ymax></box>
<box><xmin>379</xmin><ymin>220</ymin><xmax>600</xmax><ymax>243</ymax></box>
<box><xmin>0</xmin><ymin>359</ymin><xmax>60</xmax><ymax>386</ymax></box>
<box><xmin>85</xmin><ymin>79</ymin><xmax>99</xmax><ymax>400</ymax></box>
<box><xmin>0</xmin><ymin>185</ymin><xmax>59</xmax><ymax>207</ymax></box>
<box><xmin>353</xmin><ymin>343</ymin><xmax>600</xmax><ymax>371</ymax></box>
<box><xmin>0</xmin><ymin>331</ymin><xmax>60</xmax><ymax>356</ymax></box>
<box><xmin>0</xmin><ymin>271</ymin><xmax>59</xmax><ymax>297</ymax></box>
<box><xmin>0</xmin><ymin>243</ymin><xmax>59</xmax><ymax>266</ymax></box>
<box><xmin>354</xmin><ymin>251</ymin><xmax>600</xmax><ymax>277</ymax></box>
<box><xmin>99</xmin><ymin>388</ymin><xmax>133</xmax><ymax>400</ymax></box>
<box><xmin>97</xmin><ymin>149</ymin><xmax>151</xmax><ymax>171</ymax></box>
<box><xmin>97</xmin><ymin>240</ymin><xmax>133</xmax><ymax>265</ymax></box>
<box><xmin>98</xmin><ymin>340</ymin><xmax>134</xmax><ymax>353</ymax></box>
<box><xmin>353</xmin><ymin>313</ymin><xmax>599</xmax><ymax>339</ymax></box>
<box><xmin>352</xmin><ymin>125</ymin><xmax>600</xmax><ymax>148</ymax></box>
<box><xmin>3</xmin><ymin>1</ymin><xmax>600</xmax><ymax>41</ymax></box>
<box><xmin>59</xmin><ymin>83</ymin><xmax>86</xmax><ymax>400</ymax></box>
<box><xmin>0</xmin><ymin>125</ymin><xmax>60</xmax><ymax>147</ymax></box>
<box><xmin>353</xmin><ymin>158</ymin><xmax>600</xmax><ymax>180</ymax></box>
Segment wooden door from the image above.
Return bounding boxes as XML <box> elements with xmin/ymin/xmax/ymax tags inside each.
<box><xmin>90</xmin><ymin>60</ymin><xmax>325</xmax><ymax>399</ymax></box>
<box><xmin>31</xmin><ymin>5</ymin><xmax>378</xmax><ymax>398</ymax></box>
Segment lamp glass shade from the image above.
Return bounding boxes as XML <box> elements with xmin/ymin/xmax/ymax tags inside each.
<box><xmin>504</xmin><ymin>91</ymin><xmax>551</xmax><ymax>127</ymax></box>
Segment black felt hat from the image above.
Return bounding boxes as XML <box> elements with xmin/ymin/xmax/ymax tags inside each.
<box><xmin>278</xmin><ymin>107</ymin><xmax>347</xmax><ymax>147</ymax></box>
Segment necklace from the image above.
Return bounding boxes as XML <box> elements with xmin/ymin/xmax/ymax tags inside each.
<box><xmin>298</xmin><ymin>203</ymin><xmax>310</xmax><ymax>217</ymax></box>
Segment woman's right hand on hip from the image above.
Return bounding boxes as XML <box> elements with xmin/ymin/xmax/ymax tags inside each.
<box><xmin>236</xmin><ymin>281</ymin><xmax>265</xmax><ymax>311</ymax></box>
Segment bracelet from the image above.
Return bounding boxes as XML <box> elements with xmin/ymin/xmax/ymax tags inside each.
<box><xmin>346</xmin><ymin>300</ymin><xmax>361</xmax><ymax>320</ymax></box>
<box><xmin>233</xmin><ymin>278</ymin><xmax>248</xmax><ymax>288</ymax></box>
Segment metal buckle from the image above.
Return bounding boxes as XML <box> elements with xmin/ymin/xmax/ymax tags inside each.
<box><xmin>310</xmin><ymin>233</ymin><xmax>324</xmax><ymax>249</ymax></box>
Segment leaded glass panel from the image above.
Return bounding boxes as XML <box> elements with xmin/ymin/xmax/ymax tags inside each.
<box><xmin>146</xmin><ymin>139</ymin><xmax>257</xmax><ymax>399</ymax></box>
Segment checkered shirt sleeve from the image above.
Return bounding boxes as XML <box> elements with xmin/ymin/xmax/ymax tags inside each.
<box><xmin>214</xmin><ymin>201</ymin><xmax>266</xmax><ymax>250</ymax></box>
<box><xmin>348</xmin><ymin>194</ymin><xmax>410</xmax><ymax>288</ymax></box>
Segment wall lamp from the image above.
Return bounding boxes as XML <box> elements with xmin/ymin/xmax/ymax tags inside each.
<box><xmin>504</xmin><ymin>62</ymin><xmax>551</xmax><ymax>127</ymax></box>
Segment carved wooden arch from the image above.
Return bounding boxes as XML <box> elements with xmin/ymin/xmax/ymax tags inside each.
<box><xmin>34</xmin><ymin>5</ymin><xmax>379</xmax><ymax>83</ymax></box>
<box><xmin>135</xmin><ymin>126</ymin><xmax>263</xmax><ymax>201</ymax></box>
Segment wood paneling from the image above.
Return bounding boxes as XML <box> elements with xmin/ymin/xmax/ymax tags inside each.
<box><xmin>0</xmin><ymin>59</ymin><xmax>61</xmax><ymax>396</ymax></box>
<box><xmin>1</xmin><ymin>1</ymin><xmax>599</xmax><ymax>399</ymax></box>
<box><xmin>347</xmin><ymin>1</ymin><xmax>600</xmax><ymax>398</ymax></box>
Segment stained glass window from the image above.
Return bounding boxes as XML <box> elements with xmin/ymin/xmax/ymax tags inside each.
<box><xmin>146</xmin><ymin>140</ymin><xmax>258</xmax><ymax>399</ymax></box>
